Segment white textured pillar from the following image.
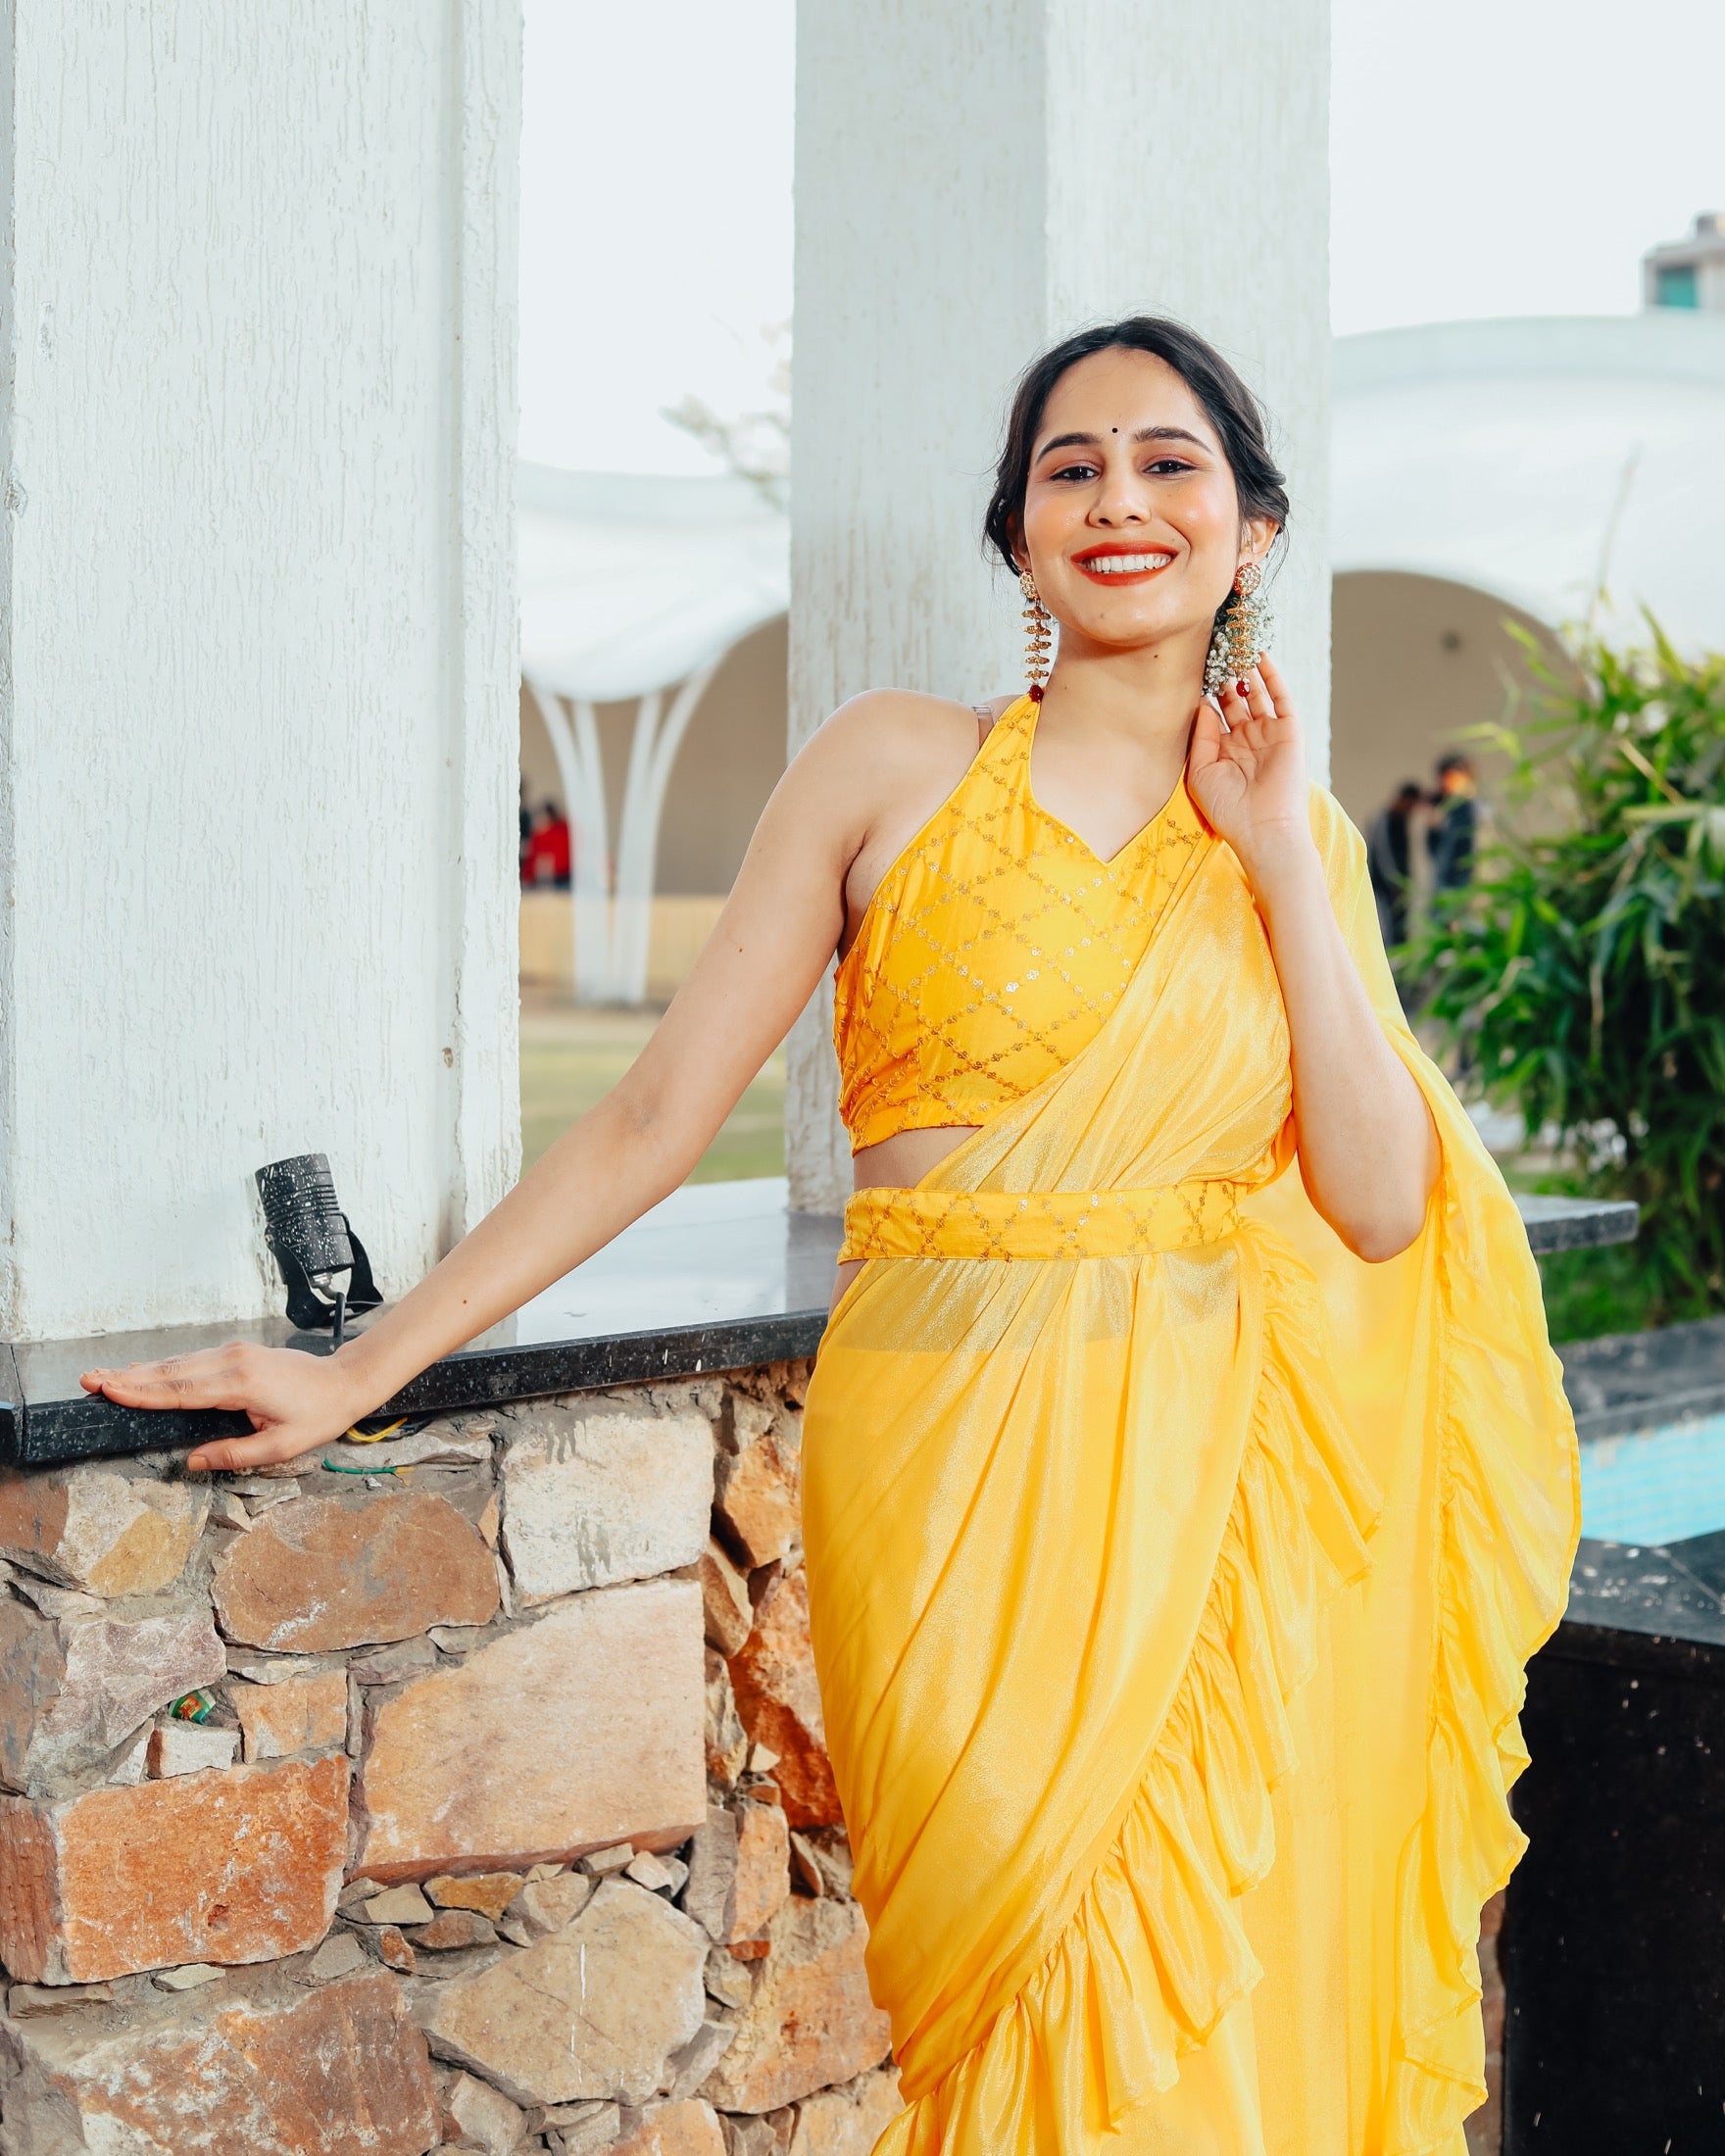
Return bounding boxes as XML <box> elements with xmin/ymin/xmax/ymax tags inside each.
<box><xmin>787</xmin><ymin>0</ymin><xmax>1331</xmax><ymax>1211</ymax></box>
<box><xmin>0</xmin><ymin>1</ymin><xmax>522</xmax><ymax>1339</ymax></box>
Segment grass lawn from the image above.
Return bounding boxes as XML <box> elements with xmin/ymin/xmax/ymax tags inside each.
<box><xmin>518</xmin><ymin>991</ymin><xmax>785</xmax><ymax>1182</ymax></box>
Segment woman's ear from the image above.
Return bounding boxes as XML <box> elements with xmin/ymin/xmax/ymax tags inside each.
<box><xmin>1238</xmin><ymin>515</ymin><xmax>1280</xmax><ymax>570</ymax></box>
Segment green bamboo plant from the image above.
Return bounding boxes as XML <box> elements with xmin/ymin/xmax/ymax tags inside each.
<box><xmin>1409</xmin><ymin>620</ymin><xmax>1725</xmax><ymax>1335</ymax></box>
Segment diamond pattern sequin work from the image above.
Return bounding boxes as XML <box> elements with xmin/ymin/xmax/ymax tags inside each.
<box><xmin>834</xmin><ymin>695</ymin><xmax>1209</xmax><ymax>1151</ymax></box>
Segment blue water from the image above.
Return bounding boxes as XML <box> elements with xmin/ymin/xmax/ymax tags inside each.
<box><xmin>1578</xmin><ymin>1411</ymin><xmax>1725</xmax><ymax>1546</ymax></box>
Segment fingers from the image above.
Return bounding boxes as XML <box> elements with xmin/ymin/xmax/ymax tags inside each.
<box><xmin>1218</xmin><ymin>677</ymin><xmax>1259</xmax><ymax>736</ymax></box>
<box><xmin>80</xmin><ymin>1343</ymin><xmax>261</xmax><ymax>1412</ymax></box>
<box><xmin>1257</xmin><ymin>653</ymin><xmax>1297</xmax><ymax>719</ymax></box>
<box><xmin>186</xmin><ymin>1426</ymin><xmax>327</xmax><ymax>1475</ymax></box>
<box><xmin>1188</xmin><ymin>697</ymin><xmax>1224</xmax><ymax>764</ymax></box>
<box><xmin>1238</xmin><ymin>666</ymin><xmax>1277</xmax><ymax>725</ymax></box>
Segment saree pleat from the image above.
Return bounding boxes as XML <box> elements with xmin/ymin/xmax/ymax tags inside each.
<box><xmin>803</xmin><ymin>790</ymin><xmax>1577</xmax><ymax>2156</ymax></box>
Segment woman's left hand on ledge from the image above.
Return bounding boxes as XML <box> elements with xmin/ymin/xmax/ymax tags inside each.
<box><xmin>77</xmin><ymin>1345</ymin><xmax>370</xmax><ymax>1473</ymax></box>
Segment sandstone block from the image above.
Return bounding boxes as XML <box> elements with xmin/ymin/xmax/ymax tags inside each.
<box><xmin>148</xmin><ymin>1721</ymin><xmax>240</xmax><ymax>1777</ymax></box>
<box><xmin>213</xmin><ymin>1489</ymin><xmax>498</xmax><ymax>1651</ymax></box>
<box><xmin>155</xmin><ymin>1961</ymin><xmax>223</xmax><ymax>1990</ymax></box>
<box><xmin>699</xmin><ymin>1898</ymin><xmax>892</xmax><ymax>2113</ymax></box>
<box><xmin>412</xmin><ymin>1907</ymin><xmax>497</xmax><ymax>1951</ymax></box>
<box><xmin>419</xmin><ymin>1879</ymin><xmax>708</xmax><ymax>2108</ymax></box>
<box><xmin>7</xmin><ymin>1980</ymin><xmax>114</xmax><ymax>2017</ymax></box>
<box><xmin>503</xmin><ymin>1870</ymin><xmax>595</xmax><ymax>1942</ymax></box>
<box><xmin>704</xmin><ymin>1947</ymin><xmax>753</xmax><ymax>2011</ymax></box>
<box><xmin>614</xmin><ymin>2098</ymin><xmax>726</xmax><ymax>2156</ymax></box>
<box><xmin>705</xmin><ymin>1649</ymin><xmax>748</xmax><ymax>1792</ymax></box>
<box><xmin>627</xmin><ymin>1849</ymin><xmax>685</xmax><ymax>1893</ymax></box>
<box><xmin>583</xmin><ymin>1840</ymin><xmax>637</xmax><ymax>1876</ymax></box>
<box><xmin>429</xmin><ymin>1870</ymin><xmax>525</xmax><ymax>1921</ymax></box>
<box><xmin>0</xmin><ymin>1966</ymin><xmax>437</xmax><ymax>2154</ymax></box>
<box><xmin>359</xmin><ymin>1582</ymin><xmax>704</xmax><ymax>1880</ymax></box>
<box><xmin>0</xmin><ymin>1754</ymin><xmax>348</xmax><ymax>1983</ymax></box>
<box><xmin>500</xmin><ymin>1399</ymin><xmax>712</xmax><ymax>1603</ymax></box>
<box><xmin>303</xmin><ymin>1932</ymin><xmax>370</xmax><ymax>1984</ymax></box>
<box><xmin>683</xmin><ymin>1804</ymin><xmax>740</xmax><ymax>1941</ymax></box>
<box><xmin>0</xmin><ymin>1596</ymin><xmax>70</xmax><ymax>1793</ymax></box>
<box><xmin>0</xmin><ymin>1602</ymin><xmax>226</xmax><ymax>1794</ymax></box>
<box><xmin>350</xmin><ymin>1635</ymin><xmax>438</xmax><ymax>1684</ymax></box>
<box><xmin>727</xmin><ymin>1571</ymin><xmax>840</xmax><ymax>1830</ymax></box>
<box><xmin>663</xmin><ymin>2023</ymin><xmax>737</xmax><ymax>2102</ymax></box>
<box><xmin>361</xmin><ymin>1883</ymin><xmax>435</xmax><ymax>1927</ymax></box>
<box><xmin>699</xmin><ymin>1540</ymin><xmax>753</xmax><ymax>1656</ymax></box>
<box><xmin>789</xmin><ymin>2068</ymin><xmax>904</xmax><ymax>2156</ymax></box>
<box><xmin>548</xmin><ymin>2100</ymin><xmax>621</xmax><ymax>2156</ymax></box>
<box><xmin>235</xmin><ymin>1669</ymin><xmax>349</xmax><ymax>1760</ymax></box>
<box><xmin>719</xmin><ymin>2117</ymin><xmax>779</xmax><ymax>2156</ymax></box>
<box><xmin>0</xmin><ymin>1464</ymin><xmax>209</xmax><ymax>1595</ymax></box>
<box><xmin>732</xmin><ymin>1799</ymin><xmax>791</xmax><ymax>1942</ymax></box>
<box><xmin>682</xmin><ymin>1799</ymin><xmax>788</xmax><ymax>1948</ymax></box>
<box><xmin>714</xmin><ymin>1400</ymin><xmax>800</xmax><ymax>1569</ymax></box>
<box><xmin>374</xmin><ymin>1924</ymin><xmax>417</xmax><ymax>1973</ymax></box>
<box><xmin>446</xmin><ymin>2067</ymin><xmax>528</xmax><ymax>2153</ymax></box>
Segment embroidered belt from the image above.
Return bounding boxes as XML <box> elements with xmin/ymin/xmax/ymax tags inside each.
<box><xmin>838</xmin><ymin>1180</ymin><xmax>1244</xmax><ymax>1264</ymax></box>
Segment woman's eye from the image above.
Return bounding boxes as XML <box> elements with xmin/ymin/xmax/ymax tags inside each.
<box><xmin>1145</xmin><ymin>458</ymin><xmax>1194</xmax><ymax>476</ymax></box>
<box><xmin>1049</xmin><ymin>462</ymin><xmax>1100</xmax><ymax>483</ymax></box>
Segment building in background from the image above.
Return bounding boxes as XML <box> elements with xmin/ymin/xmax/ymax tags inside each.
<box><xmin>1329</xmin><ymin>309</ymin><xmax>1725</xmax><ymax>828</ymax></box>
<box><xmin>1644</xmin><ymin>211</ymin><xmax>1725</xmax><ymax>312</ymax></box>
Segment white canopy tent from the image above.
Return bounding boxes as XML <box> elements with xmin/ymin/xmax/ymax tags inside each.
<box><xmin>1331</xmin><ymin>313</ymin><xmax>1725</xmax><ymax>653</ymax></box>
<box><xmin>518</xmin><ymin>464</ymin><xmax>788</xmax><ymax>1003</ymax></box>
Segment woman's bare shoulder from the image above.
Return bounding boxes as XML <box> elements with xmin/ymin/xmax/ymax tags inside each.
<box><xmin>789</xmin><ymin>688</ymin><xmax>997</xmax><ymax>793</ymax></box>
<box><xmin>820</xmin><ymin>686</ymin><xmax>999</xmax><ymax>746</ymax></box>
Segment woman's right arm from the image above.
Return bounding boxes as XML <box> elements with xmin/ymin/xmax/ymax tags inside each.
<box><xmin>80</xmin><ymin>701</ymin><xmax>902</xmax><ymax>1472</ymax></box>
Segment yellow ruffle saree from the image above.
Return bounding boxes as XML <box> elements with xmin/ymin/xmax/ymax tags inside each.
<box><xmin>802</xmin><ymin>728</ymin><xmax>1577</xmax><ymax>2156</ymax></box>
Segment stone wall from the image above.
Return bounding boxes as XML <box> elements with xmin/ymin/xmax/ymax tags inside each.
<box><xmin>0</xmin><ymin>1363</ymin><xmax>900</xmax><ymax>2156</ymax></box>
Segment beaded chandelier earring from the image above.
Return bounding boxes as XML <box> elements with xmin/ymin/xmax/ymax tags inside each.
<box><xmin>1020</xmin><ymin>570</ymin><xmax>1054</xmax><ymax>700</ymax></box>
<box><xmin>1204</xmin><ymin>561</ymin><xmax>1271</xmax><ymax>699</ymax></box>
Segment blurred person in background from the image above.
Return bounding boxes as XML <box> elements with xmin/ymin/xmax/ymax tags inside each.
<box><xmin>1429</xmin><ymin>752</ymin><xmax>1478</xmax><ymax>893</ymax></box>
<box><xmin>1367</xmin><ymin>777</ymin><xmax>1423</xmax><ymax>947</ymax></box>
<box><xmin>521</xmin><ymin>800</ymin><xmax>571</xmax><ymax>889</ymax></box>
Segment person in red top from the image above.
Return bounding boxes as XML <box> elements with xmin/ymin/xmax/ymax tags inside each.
<box><xmin>521</xmin><ymin>802</ymin><xmax>571</xmax><ymax>889</ymax></box>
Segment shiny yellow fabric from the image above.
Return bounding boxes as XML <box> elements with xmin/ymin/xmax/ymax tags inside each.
<box><xmin>804</xmin><ymin>734</ymin><xmax>1578</xmax><ymax>2156</ymax></box>
<box><xmin>833</xmin><ymin>696</ymin><xmax>1208</xmax><ymax>1151</ymax></box>
<box><xmin>839</xmin><ymin>1173</ymin><xmax>1255</xmax><ymax>1264</ymax></box>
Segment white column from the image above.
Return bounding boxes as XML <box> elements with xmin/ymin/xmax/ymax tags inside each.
<box><xmin>787</xmin><ymin>0</ymin><xmax>1332</xmax><ymax>1211</ymax></box>
<box><xmin>0</xmin><ymin>1</ymin><xmax>522</xmax><ymax>1339</ymax></box>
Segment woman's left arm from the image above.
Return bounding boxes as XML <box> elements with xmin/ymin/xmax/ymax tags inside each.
<box><xmin>1188</xmin><ymin>657</ymin><xmax>1439</xmax><ymax>1262</ymax></box>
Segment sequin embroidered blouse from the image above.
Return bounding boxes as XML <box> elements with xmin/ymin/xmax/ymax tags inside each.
<box><xmin>832</xmin><ymin>693</ymin><xmax>1208</xmax><ymax>1152</ymax></box>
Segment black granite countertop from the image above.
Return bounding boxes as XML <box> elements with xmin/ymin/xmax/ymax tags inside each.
<box><xmin>1557</xmin><ymin>1312</ymin><xmax>1725</xmax><ymax>1442</ymax></box>
<box><xmin>0</xmin><ymin>1179</ymin><xmax>1636</xmax><ymax>1471</ymax></box>
<box><xmin>1559</xmin><ymin>1532</ymin><xmax>1725</xmax><ymax>1671</ymax></box>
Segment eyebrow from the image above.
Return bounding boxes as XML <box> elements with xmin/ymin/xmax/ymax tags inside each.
<box><xmin>1033</xmin><ymin>424</ymin><xmax>1210</xmax><ymax>461</ymax></box>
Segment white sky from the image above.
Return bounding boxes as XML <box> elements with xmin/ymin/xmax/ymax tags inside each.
<box><xmin>519</xmin><ymin>0</ymin><xmax>1725</xmax><ymax>475</ymax></box>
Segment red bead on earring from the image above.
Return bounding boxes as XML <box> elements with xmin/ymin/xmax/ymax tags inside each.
<box><xmin>1028</xmin><ymin>683</ymin><xmax>1044</xmax><ymax>702</ymax></box>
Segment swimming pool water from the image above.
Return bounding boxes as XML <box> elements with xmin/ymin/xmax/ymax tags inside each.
<box><xmin>1578</xmin><ymin>1410</ymin><xmax>1725</xmax><ymax>1546</ymax></box>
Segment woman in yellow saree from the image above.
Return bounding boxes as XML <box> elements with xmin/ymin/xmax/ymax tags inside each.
<box><xmin>87</xmin><ymin>318</ymin><xmax>1575</xmax><ymax>2156</ymax></box>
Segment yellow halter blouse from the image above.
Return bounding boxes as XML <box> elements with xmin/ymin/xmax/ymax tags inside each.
<box><xmin>834</xmin><ymin>694</ymin><xmax>1205</xmax><ymax>1152</ymax></box>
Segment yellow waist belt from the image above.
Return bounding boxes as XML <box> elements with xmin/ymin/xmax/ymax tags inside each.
<box><xmin>839</xmin><ymin>1180</ymin><xmax>1243</xmax><ymax>1264</ymax></box>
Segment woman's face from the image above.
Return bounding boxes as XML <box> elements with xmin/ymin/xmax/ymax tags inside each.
<box><xmin>1016</xmin><ymin>347</ymin><xmax>1275</xmax><ymax>662</ymax></box>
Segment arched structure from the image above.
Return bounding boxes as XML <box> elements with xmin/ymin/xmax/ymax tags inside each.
<box><xmin>1329</xmin><ymin>313</ymin><xmax>1725</xmax><ymax>827</ymax></box>
<box><xmin>518</xmin><ymin>465</ymin><xmax>788</xmax><ymax>1004</ymax></box>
